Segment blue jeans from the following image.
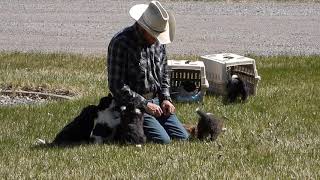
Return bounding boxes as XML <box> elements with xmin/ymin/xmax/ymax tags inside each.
<box><xmin>143</xmin><ymin>98</ymin><xmax>189</xmax><ymax>144</ymax></box>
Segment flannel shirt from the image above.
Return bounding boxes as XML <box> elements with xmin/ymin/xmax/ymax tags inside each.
<box><xmin>107</xmin><ymin>23</ymin><xmax>171</xmax><ymax>108</ymax></box>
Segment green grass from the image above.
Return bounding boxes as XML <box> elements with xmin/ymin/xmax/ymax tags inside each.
<box><xmin>1</xmin><ymin>52</ymin><xmax>320</xmax><ymax>179</ymax></box>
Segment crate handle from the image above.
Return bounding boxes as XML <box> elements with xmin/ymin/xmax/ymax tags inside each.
<box><xmin>223</xmin><ymin>56</ymin><xmax>234</xmax><ymax>59</ymax></box>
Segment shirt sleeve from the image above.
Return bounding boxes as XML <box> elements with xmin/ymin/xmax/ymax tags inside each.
<box><xmin>159</xmin><ymin>45</ymin><xmax>172</xmax><ymax>102</ymax></box>
<box><xmin>107</xmin><ymin>38</ymin><xmax>148</xmax><ymax>108</ymax></box>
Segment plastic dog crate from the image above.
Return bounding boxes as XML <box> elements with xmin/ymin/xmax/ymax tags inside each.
<box><xmin>200</xmin><ymin>53</ymin><xmax>261</xmax><ymax>95</ymax></box>
<box><xmin>167</xmin><ymin>60</ymin><xmax>209</xmax><ymax>102</ymax></box>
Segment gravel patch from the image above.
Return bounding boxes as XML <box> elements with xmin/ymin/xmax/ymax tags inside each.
<box><xmin>0</xmin><ymin>95</ymin><xmax>47</xmax><ymax>106</ymax></box>
<box><xmin>0</xmin><ymin>0</ymin><xmax>319</xmax><ymax>56</ymax></box>
<box><xmin>0</xmin><ymin>89</ymin><xmax>75</xmax><ymax>106</ymax></box>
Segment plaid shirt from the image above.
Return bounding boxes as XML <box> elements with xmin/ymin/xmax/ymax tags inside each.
<box><xmin>107</xmin><ymin>23</ymin><xmax>171</xmax><ymax>108</ymax></box>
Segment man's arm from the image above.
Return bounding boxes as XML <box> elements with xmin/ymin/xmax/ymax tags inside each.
<box><xmin>159</xmin><ymin>45</ymin><xmax>172</xmax><ymax>103</ymax></box>
<box><xmin>107</xmin><ymin>38</ymin><xmax>148</xmax><ymax>108</ymax></box>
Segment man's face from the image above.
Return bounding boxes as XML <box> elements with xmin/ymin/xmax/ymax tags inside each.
<box><xmin>141</xmin><ymin>27</ymin><xmax>157</xmax><ymax>45</ymax></box>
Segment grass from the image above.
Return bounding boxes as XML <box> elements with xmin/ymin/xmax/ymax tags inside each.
<box><xmin>0</xmin><ymin>52</ymin><xmax>320</xmax><ymax>179</ymax></box>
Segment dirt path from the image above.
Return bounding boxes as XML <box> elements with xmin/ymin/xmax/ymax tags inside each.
<box><xmin>1</xmin><ymin>0</ymin><xmax>319</xmax><ymax>56</ymax></box>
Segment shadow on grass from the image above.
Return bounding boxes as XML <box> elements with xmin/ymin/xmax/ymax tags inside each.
<box><xmin>205</xmin><ymin>93</ymin><xmax>247</xmax><ymax>105</ymax></box>
<box><xmin>29</xmin><ymin>138</ymin><xmax>222</xmax><ymax>151</ymax></box>
<box><xmin>30</xmin><ymin>141</ymin><xmax>93</xmax><ymax>150</ymax></box>
<box><xmin>30</xmin><ymin>140</ymin><xmax>155</xmax><ymax>150</ymax></box>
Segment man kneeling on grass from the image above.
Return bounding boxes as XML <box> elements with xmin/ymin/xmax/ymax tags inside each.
<box><xmin>107</xmin><ymin>1</ymin><xmax>189</xmax><ymax>144</ymax></box>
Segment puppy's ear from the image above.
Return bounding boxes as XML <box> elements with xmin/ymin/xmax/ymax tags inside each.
<box><xmin>97</xmin><ymin>95</ymin><xmax>114</xmax><ymax>110</ymax></box>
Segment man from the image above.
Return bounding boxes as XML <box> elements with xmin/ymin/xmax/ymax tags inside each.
<box><xmin>107</xmin><ymin>1</ymin><xmax>189</xmax><ymax>144</ymax></box>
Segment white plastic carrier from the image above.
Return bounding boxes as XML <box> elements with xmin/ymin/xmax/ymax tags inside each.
<box><xmin>167</xmin><ymin>60</ymin><xmax>209</xmax><ymax>102</ymax></box>
<box><xmin>200</xmin><ymin>53</ymin><xmax>261</xmax><ymax>95</ymax></box>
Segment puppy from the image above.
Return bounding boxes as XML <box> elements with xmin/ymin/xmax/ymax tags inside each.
<box><xmin>183</xmin><ymin>108</ymin><xmax>224</xmax><ymax>141</ymax></box>
<box><xmin>90</xmin><ymin>94</ymin><xmax>120</xmax><ymax>144</ymax></box>
<box><xmin>196</xmin><ymin>108</ymin><xmax>224</xmax><ymax>141</ymax></box>
<box><xmin>113</xmin><ymin>102</ymin><xmax>146</xmax><ymax>145</ymax></box>
<box><xmin>181</xmin><ymin>80</ymin><xmax>198</xmax><ymax>92</ymax></box>
<box><xmin>226</xmin><ymin>75</ymin><xmax>249</xmax><ymax>103</ymax></box>
<box><xmin>51</xmin><ymin>105</ymin><xmax>97</xmax><ymax>146</ymax></box>
<box><xmin>51</xmin><ymin>94</ymin><xmax>118</xmax><ymax>146</ymax></box>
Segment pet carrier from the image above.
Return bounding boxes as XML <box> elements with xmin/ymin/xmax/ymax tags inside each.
<box><xmin>167</xmin><ymin>60</ymin><xmax>209</xmax><ymax>102</ymax></box>
<box><xmin>200</xmin><ymin>53</ymin><xmax>261</xmax><ymax>95</ymax></box>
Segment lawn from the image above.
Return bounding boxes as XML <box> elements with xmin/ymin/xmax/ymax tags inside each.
<box><xmin>0</xmin><ymin>52</ymin><xmax>319</xmax><ymax>179</ymax></box>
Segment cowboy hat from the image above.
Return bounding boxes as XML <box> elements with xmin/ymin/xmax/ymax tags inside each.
<box><xmin>129</xmin><ymin>1</ymin><xmax>175</xmax><ymax>44</ymax></box>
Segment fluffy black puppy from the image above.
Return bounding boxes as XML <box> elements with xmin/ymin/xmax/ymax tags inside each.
<box><xmin>114</xmin><ymin>103</ymin><xmax>146</xmax><ymax>145</ymax></box>
<box><xmin>181</xmin><ymin>80</ymin><xmax>197</xmax><ymax>92</ymax></box>
<box><xmin>195</xmin><ymin>108</ymin><xmax>223</xmax><ymax>141</ymax></box>
<box><xmin>226</xmin><ymin>75</ymin><xmax>249</xmax><ymax>103</ymax></box>
<box><xmin>51</xmin><ymin>94</ymin><xmax>116</xmax><ymax>146</ymax></box>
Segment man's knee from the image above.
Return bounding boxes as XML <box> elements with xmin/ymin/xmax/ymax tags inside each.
<box><xmin>172</xmin><ymin>129</ymin><xmax>189</xmax><ymax>141</ymax></box>
<box><xmin>179</xmin><ymin>131</ymin><xmax>190</xmax><ymax>141</ymax></box>
<box><xmin>145</xmin><ymin>129</ymin><xmax>171</xmax><ymax>144</ymax></box>
<box><xmin>154</xmin><ymin>135</ymin><xmax>171</xmax><ymax>144</ymax></box>
<box><xmin>161</xmin><ymin>114</ymin><xmax>190</xmax><ymax>141</ymax></box>
<box><xmin>155</xmin><ymin>130</ymin><xmax>188</xmax><ymax>143</ymax></box>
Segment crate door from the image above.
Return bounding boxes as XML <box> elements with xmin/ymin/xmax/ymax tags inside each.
<box><xmin>170</xmin><ymin>69</ymin><xmax>202</xmax><ymax>93</ymax></box>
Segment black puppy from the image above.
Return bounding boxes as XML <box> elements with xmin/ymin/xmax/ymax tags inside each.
<box><xmin>195</xmin><ymin>108</ymin><xmax>224</xmax><ymax>141</ymax></box>
<box><xmin>51</xmin><ymin>94</ymin><xmax>116</xmax><ymax>146</ymax></box>
<box><xmin>181</xmin><ymin>80</ymin><xmax>197</xmax><ymax>92</ymax></box>
<box><xmin>226</xmin><ymin>75</ymin><xmax>249</xmax><ymax>103</ymax></box>
<box><xmin>114</xmin><ymin>103</ymin><xmax>146</xmax><ymax>145</ymax></box>
<box><xmin>51</xmin><ymin>105</ymin><xmax>97</xmax><ymax>146</ymax></box>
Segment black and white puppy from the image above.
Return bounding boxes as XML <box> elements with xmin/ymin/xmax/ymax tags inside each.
<box><xmin>51</xmin><ymin>105</ymin><xmax>97</xmax><ymax>146</ymax></box>
<box><xmin>226</xmin><ymin>75</ymin><xmax>249</xmax><ymax>103</ymax></box>
<box><xmin>90</xmin><ymin>94</ymin><xmax>120</xmax><ymax>144</ymax></box>
<box><xmin>50</xmin><ymin>94</ymin><xmax>118</xmax><ymax>146</ymax></box>
<box><xmin>37</xmin><ymin>95</ymin><xmax>144</xmax><ymax>146</ymax></box>
<box><xmin>113</xmin><ymin>103</ymin><xmax>146</xmax><ymax>145</ymax></box>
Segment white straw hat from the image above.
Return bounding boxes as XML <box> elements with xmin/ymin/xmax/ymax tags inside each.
<box><xmin>129</xmin><ymin>1</ymin><xmax>175</xmax><ymax>44</ymax></box>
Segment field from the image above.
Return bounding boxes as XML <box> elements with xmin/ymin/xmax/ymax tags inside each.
<box><xmin>0</xmin><ymin>52</ymin><xmax>319</xmax><ymax>179</ymax></box>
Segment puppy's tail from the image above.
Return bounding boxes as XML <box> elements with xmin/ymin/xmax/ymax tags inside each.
<box><xmin>196</xmin><ymin>108</ymin><xmax>211</xmax><ymax>119</ymax></box>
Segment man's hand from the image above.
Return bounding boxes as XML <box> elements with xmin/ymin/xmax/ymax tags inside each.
<box><xmin>145</xmin><ymin>102</ymin><xmax>163</xmax><ymax>117</ymax></box>
<box><xmin>161</xmin><ymin>100</ymin><xmax>175</xmax><ymax>117</ymax></box>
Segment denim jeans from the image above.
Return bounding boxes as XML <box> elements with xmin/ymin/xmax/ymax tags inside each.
<box><xmin>143</xmin><ymin>98</ymin><xmax>189</xmax><ymax>144</ymax></box>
